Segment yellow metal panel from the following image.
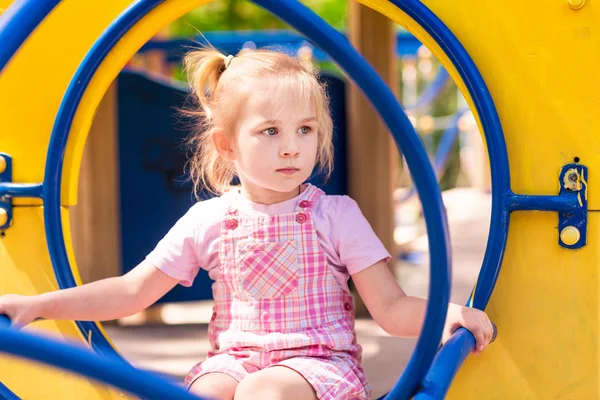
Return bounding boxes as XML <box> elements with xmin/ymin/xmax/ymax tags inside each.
<box><xmin>449</xmin><ymin>212</ymin><xmax>599</xmax><ymax>398</ymax></box>
<box><xmin>360</xmin><ymin>0</ymin><xmax>600</xmax><ymax>397</ymax></box>
<box><xmin>2</xmin><ymin>0</ymin><xmax>600</xmax><ymax>398</ymax></box>
<box><xmin>0</xmin><ymin>0</ymin><xmax>132</xmax><ymax>205</ymax></box>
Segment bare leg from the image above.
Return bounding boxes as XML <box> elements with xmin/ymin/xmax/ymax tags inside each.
<box><xmin>188</xmin><ymin>372</ymin><xmax>239</xmax><ymax>400</ymax></box>
<box><xmin>234</xmin><ymin>366</ymin><xmax>318</xmax><ymax>400</ymax></box>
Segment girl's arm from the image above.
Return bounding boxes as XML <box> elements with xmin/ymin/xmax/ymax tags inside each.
<box><xmin>0</xmin><ymin>261</ymin><xmax>178</xmax><ymax>326</ymax></box>
<box><xmin>352</xmin><ymin>260</ymin><xmax>494</xmax><ymax>354</ymax></box>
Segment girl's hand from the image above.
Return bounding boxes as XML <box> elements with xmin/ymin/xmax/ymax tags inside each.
<box><xmin>443</xmin><ymin>304</ymin><xmax>494</xmax><ymax>355</ymax></box>
<box><xmin>0</xmin><ymin>294</ymin><xmax>42</xmax><ymax>329</ymax></box>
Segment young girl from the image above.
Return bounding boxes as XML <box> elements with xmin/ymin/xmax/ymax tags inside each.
<box><xmin>0</xmin><ymin>48</ymin><xmax>493</xmax><ymax>400</ymax></box>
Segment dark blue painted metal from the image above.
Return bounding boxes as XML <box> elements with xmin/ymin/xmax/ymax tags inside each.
<box><xmin>45</xmin><ymin>0</ymin><xmax>165</xmax><ymax>357</ymax></box>
<box><xmin>47</xmin><ymin>0</ymin><xmax>451</xmax><ymax>397</ymax></box>
<box><xmin>413</xmin><ymin>328</ymin><xmax>476</xmax><ymax>399</ymax></box>
<box><xmin>557</xmin><ymin>164</ymin><xmax>587</xmax><ymax>249</ymax></box>
<box><xmin>384</xmin><ymin>0</ymin><xmax>510</xmax><ymax>398</ymax></box>
<box><xmin>0</xmin><ymin>316</ymin><xmax>20</xmax><ymax>400</ymax></box>
<box><xmin>0</xmin><ymin>183</ymin><xmax>43</xmax><ymax>199</ymax></box>
<box><xmin>389</xmin><ymin>0</ymin><xmax>512</xmax><ymax>314</ymax></box>
<box><xmin>0</xmin><ymin>382</ymin><xmax>19</xmax><ymax>400</ymax></box>
<box><xmin>0</xmin><ymin>315</ymin><xmax>206</xmax><ymax>400</ymax></box>
<box><xmin>0</xmin><ymin>154</ymin><xmax>13</xmax><ymax>230</ymax></box>
<box><xmin>0</xmin><ymin>0</ymin><xmax>60</xmax><ymax>73</ymax></box>
<box><xmin>507</xmin><ymin>192</ymin><xmax>580</xmax><ymax>213</ymax></box>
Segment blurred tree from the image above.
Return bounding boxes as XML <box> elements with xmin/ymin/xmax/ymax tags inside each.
<box><xmin>169</xmin><ymin>0</ymin><xmax>347</xmax><ymax>36</ymax></box>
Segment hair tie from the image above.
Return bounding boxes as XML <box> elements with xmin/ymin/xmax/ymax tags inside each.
<box><xmin>224</xmin><ymin>55</ymin><xmax>234</xmax><ymax>69</ymax></box>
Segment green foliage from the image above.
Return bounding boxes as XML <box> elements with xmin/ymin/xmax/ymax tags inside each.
<box><xmin>169</xmin><ymin>0</ymin><xmax>346</xmax><ymax>36</ymax></box>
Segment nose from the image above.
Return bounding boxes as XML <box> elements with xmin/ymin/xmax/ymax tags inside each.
<box><xmin>280</xmin><ymin>134</ymin><xmax>300</xmax><ymax>158</ymax></box>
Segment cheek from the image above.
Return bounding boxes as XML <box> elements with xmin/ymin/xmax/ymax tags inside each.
<box><xmin>304</xmin><ymin>135</ymin><xmax>319</xmax><ymax>160</ymax></box>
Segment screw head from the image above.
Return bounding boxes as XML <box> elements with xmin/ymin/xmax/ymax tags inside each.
<box><xmin>568</xmin><ymin>172</ymin><xmax>579</xmax><ymax>183</ymax></box>
<box><xmin>568</xmin><ymin>0</ymin><xmax>586</xmax><ymax>9</ymax></box>
<box><xmin>560</xmin><ymin>226</ymin><xmax>581</xmax><ymax>246</ymax></box>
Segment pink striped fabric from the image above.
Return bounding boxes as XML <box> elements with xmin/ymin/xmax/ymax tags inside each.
<box><xmin>185</xmin><ymin>185</ymin><xmax>370</xmax><ymax>399</ymax></box>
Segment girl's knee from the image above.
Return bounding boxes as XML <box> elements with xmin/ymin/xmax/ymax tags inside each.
<box><xmin>234</xmin><ymin>373</ymin><xmax>285</xmax><ymax>400</ymax></box>
<box><xmin>234</xmin><ymin>367</ymin><xmax>317</xmax><ymax>400</ymax></box>
<box><xmin>188</xmin><ymin>372</ymin><xmax>239</xmax><ymax>400</ymax></box>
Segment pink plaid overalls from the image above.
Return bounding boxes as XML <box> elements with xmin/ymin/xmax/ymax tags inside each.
<box><xmin>185</xmin><ymin>185</ymin><xmax>371</xmax><ymax>399</ymax></box>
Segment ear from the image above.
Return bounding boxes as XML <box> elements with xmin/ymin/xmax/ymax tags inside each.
<box><xmin>212</xmin><ymin>128</ymin><xmax>235</xmax><ymax>160</ymax></box>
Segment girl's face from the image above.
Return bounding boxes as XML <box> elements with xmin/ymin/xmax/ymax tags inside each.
<box><xmin>221</xmin><ymin>78</ymin><xmax>319</xmax><ymax>205</ymax></box>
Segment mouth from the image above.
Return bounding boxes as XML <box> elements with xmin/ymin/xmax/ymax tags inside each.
<box><xmin>276</xmin><ymin>168</ymin><xmax>300</xmax><ymax>175</ymax></box>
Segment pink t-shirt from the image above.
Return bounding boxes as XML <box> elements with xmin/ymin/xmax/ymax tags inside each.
<box><xmin>146</xmin><ymin>185</ymin><xmax>391</xmax><ymax>294</ymax></box>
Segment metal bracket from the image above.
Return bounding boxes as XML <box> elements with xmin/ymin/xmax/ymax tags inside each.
<box><xmin>558</xmin><ymin>163</ymin><xmax>588</xmax><ymax>249</ymax></box>
<box><xmin>0</xmin><ymin>153</ymin><xmax>12</xmax><ymax>230</ymax></box>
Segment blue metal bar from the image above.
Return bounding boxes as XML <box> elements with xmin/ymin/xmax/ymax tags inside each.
<box><xmin>0</xmin><ymin>315</ymin><xmax>206</xmax><ymax>400</ymax></box>
<box><xmin>0</xmin><ymin>318</ymin><xmax>19</xmax><ymax>400</ymax></box>
<box><xmin>0</xmin><ymin>183</ymin><xmax>43</xmax><ymax>198</ymax></box>
<box><xmin>507</xmin><ymin>192</ymin><xmax>581</xmax><ymax>213</ymax></box>
<box><xmin>413</xmin><ymin>328</ymin><xmax>476</xmax><ymax>399</ymax></box>
<box><xmin>0</xmin><ymin>382</ymin><xmax>19</xmax><ymax>400</ymax></box>
<box><xmin>0</xmin><ymin>0</ymin><xmax>60</xmax><ymax>73</ymax></box>
<box><xmin>47</xmin><ymin>0</ymin><xmax>450</xmax><ymax>398</ymax></box>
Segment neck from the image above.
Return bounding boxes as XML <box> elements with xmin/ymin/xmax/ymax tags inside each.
<box><xmin>239</xmin><ymin>185</ymin><xmax>302</xmax><ymax>205</ymax></box>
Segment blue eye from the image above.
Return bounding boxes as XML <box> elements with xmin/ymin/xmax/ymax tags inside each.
<box><xmin>298</xmin><ymin>126</ymin><xmax>312</xmax><ymax>135</ymax></box>
<box><xmin>262</xmin><ymin>127</ymin><xmax>278</xmax><ymax>136</ymax></box>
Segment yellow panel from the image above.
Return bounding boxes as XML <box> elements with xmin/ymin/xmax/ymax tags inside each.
<box><xmin>2</xmin><ymin>0</ymin><xmax>600</xmax><ymax>398</ymax></box>
<box><xmin>449</xmin><ymin>212</ymin><xmax>599</xmax><ymax>398</ymax></box>
<box><xmin>362</xmin><ymin>0</ymin><xmax>600</xmax><ymax>397</ymax></box>
<box><xmin>0</xmin><ymin>0</ymin><xmax>132</xmax><ymax>204</ymax></box>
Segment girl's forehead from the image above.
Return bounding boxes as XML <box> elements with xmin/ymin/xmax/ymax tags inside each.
<box><xmin>243</xmin><ymin>80</ymin><xmax>316</xmax><ymax>117</ymax></box>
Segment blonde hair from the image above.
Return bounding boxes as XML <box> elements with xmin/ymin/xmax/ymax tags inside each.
<box><xmin>183</xmin><ymin>47</ymin><xmax>334</xmax><ymax>196</ymax></box>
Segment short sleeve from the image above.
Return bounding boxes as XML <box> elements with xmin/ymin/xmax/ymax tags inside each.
<box><xmin>146</xmin><ymin>207</ymin><xmax>201</xmax><ymax>287</ymax></box>
<box><xmin>334</xmin><ymin>197</ymin><xmax>391</xmax><ymax>275</ymax></box>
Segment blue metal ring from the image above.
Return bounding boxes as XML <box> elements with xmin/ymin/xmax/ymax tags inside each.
<box><xmin>387</xmin><ymin>0</ymin><xmax>510</xmax><ymax>397</ymax></box>
<box><xmin>0</xmin><ymin>383</ymin><xmax>19</xmax><ymax>400</ymax></box>
<box><xmin>45</xmin><ymin>0</ymin><xmax>451</xmax><ymax>397</ymax></box>
<box><xmin>389</xmin><ymin>0</ymin><xmax>511</xmax><ymax>313</ymax></box>
<box><xmin>0</xmin><ymin>0</ymin><xmax>451</xmax><ymax>397</ymax></box>
<box><xmin>0</xmin><ymin>0</ymin><xmax>60</xmax><ymax>73</ymax></box>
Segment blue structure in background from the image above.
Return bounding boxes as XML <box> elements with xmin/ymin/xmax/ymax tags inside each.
<box><xmin>139</xmin><ymin>29</ymin><xmax>423</xmax><ymax>62</ymax></box>
<box><xmin>117</xmin><ymin>69</ymin><xmax>347</xmax><ymax>302</ymax></box>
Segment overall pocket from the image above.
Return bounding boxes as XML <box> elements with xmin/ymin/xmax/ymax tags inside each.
<box><xmin>238</xmin><ymin>240</ymin><xmax>298</xmax><ymax>299</ymax></box>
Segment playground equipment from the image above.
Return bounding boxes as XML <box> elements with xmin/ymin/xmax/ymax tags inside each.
<box><xmin>0</xmin><ymin>0</ymin><xmax>597</xmax><ymax>399</ymax></box>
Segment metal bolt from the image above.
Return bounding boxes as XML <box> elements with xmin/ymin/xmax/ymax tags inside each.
<box><xmin>568</xmin><ymin>0</ymin><xmax>586</xmax><ymax>9</ymax></box>
<box><xmin>568</xmin><ymin>172</ymin><xmax>579</xmax><ymax>183</ymax></box>
<box><xmin>560</xmin><ymin>226</ymin><xmax>581</xmax><ymax>246</ymax></box>
<box><xmin>0</xmin><ymin>156</ymin><xmax>5</xmax><ymax>174</ymax></box>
